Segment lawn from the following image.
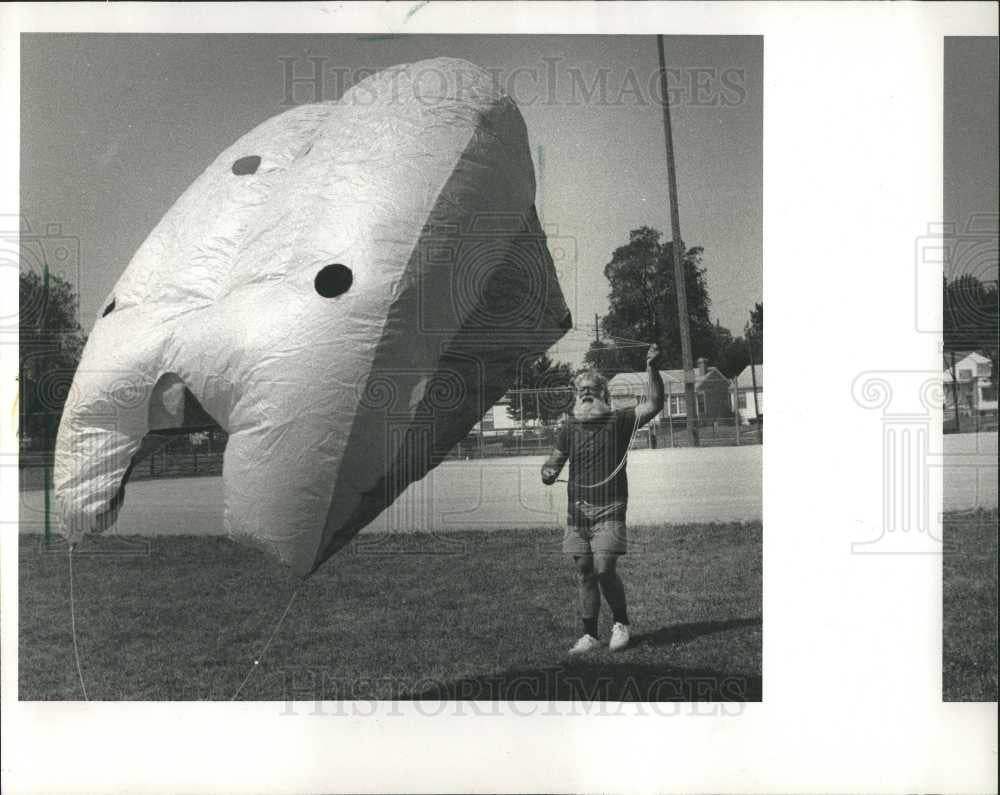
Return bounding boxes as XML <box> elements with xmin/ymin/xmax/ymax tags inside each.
<box><xmin>19</xmin><ymin>522</ymin><xmax>761</xmax><ymax>702</ymax></box>
<box><xmin>943</xmin><ymin>509</ymin><xmax>999</xmax><ymax>702</ymax></box>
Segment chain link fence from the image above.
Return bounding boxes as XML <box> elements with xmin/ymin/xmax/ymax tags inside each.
<box><xmin>20</xmin><ymin>404</ymin><xmax>763</xmax><ymax>489</ymax></box>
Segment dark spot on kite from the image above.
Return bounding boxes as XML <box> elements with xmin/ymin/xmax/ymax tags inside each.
<box><xmin>315</xmin><ymin>264</ymin><xmax>353</xmax><ymax>298</ymax></box>
<box><xmin>232</xmin><ymin>155</ymin><xmax>261</xmax><ymax>176</ymax></box>
<box><xmin>102</xmin><ymin>298</ymin><xmax>116</xmax><ymax>317</ymax></box>
<box><xmin>559</xmin><ymin>310</ymin><xmax>573</xmax><ymax>331</ymax></box>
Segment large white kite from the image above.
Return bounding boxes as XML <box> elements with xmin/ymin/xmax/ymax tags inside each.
<box><xmin>55</xmin><ymin>58</ymin><xmax>570</xmax><ymax>576</ymax></box>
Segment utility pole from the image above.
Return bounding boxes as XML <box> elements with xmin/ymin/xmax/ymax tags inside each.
<box><xmin>667</xmin><ymin>394</ymin><xmax>675</xmax><ymax>447</ymax></box>
<box><xmin>594</xmin><ymin>313</ymin><xmax>601</xmax><ymax>344</ymax></box>
<box><xmin>747</xmin><ymin>322</ymin><xmax>762</xmax><ymax>442</ymax></box>
<box><xmin>41</xmin><ymin>260</ymin><xmax>51</xmax><ymax>544</ymax></box>
<box><xmin>732</xmin><ymin>378</ymin><xmax>741</xmax><ymax>446</ymax></box>
<box><xmin>949</xmin><ymin>351</ymin><xmax>960</xmax><ymax>433</ymax></box>
<box><xmin>537</xmin><ymin>144</ymin><xmax>545</xmax><ymax>224</ymax></box>
<box><xmin>656</xmin><ymin>34</ymin><xmax>698</xmax><ymax>446</ymax></box>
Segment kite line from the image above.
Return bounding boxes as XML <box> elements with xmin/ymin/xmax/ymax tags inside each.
<box><xmin>231</xmin><ymin>582</ymin><xmax>304</xmax><ymax>701</ymax></box>
<box><xmin>68</xmin><ymin>545</ymin><xmax>89</xmax><ymax>701</ymax></box>
<box><xmin>554</xmin><ymin>397</ymin><xmax>644</xmax><ymax>490</ymax></box>
<box><xmin>67</xmin><ymin>534</ymin><xmax>303</xmax><ymax>701</ymax></box>
<box><xmin>554</xmin><ymin>337</ymin><xmax>656</xmax><ymax>490</ymax></box>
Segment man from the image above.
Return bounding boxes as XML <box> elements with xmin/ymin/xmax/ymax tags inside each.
<box><xmin>541</xmin><ymin>344</ymin><xmax>664</xmax><ymax>654</ymax></box>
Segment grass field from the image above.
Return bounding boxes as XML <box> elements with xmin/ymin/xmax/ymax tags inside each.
<box><xmin>943</xmin><ymin>509</ymin><xmax>999</xmax><ymax>702</ymax></box>
<box><xmin>19</xmin><ymin>522</ymin><xmax>761</xmax><ymax>702</ymax></box>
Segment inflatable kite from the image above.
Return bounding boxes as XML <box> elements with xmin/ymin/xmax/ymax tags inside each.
<box><xmin>55</xmin><ymin>58</ymin><xmax>570</xmax><ymax>576</ymax></box>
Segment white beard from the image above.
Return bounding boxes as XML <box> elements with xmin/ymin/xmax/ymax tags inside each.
<box><xmin>573</xmin><ymin>397</ymin><xmax>612</xmax><ymax>421</ymax></box>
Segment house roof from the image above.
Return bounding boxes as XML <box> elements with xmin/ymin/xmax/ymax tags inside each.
<box><xmin>735</xmin><ymin>364</ymin><xmax>763</xmax><ymax>390</ymax></box>
<box><xmin>942</xmin><ymin>351</ymin><xmax>990</xmax><ymax>372</ymax></box>
<box><xmin>609</xmin><ymin>367</ymin><xmax>726</xmax><ymax>395</ymax></box>
<box><xmin>943</xmin><ymin>352</ymin><xmax>993</xmax><ymax>382</ymax></box>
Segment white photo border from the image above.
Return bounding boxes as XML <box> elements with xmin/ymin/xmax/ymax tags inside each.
<box><xmin>1</xmin><ymin>3</ymin><xmax>997</xmax><ymax>794</ymax></box>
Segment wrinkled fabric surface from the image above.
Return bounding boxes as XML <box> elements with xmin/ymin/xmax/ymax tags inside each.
<box><xmin>55</xmin><ymin>58</ymin><xmax>570</xmax><ymax>576</ymax></box>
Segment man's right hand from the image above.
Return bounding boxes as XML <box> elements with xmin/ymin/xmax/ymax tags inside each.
<box><xmin>541</xmin><ymin>466</ymin><xmax>558</xmax><ymax>485</ymax></box>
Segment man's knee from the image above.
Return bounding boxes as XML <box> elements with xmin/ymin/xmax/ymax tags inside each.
<box><xmin>594</xmin><ymin>554</ymin><xmax>619</xmax><ymax>577</ymax></box>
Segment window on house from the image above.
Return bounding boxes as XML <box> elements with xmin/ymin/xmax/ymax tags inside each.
<box><xmin>976</xmin><ymin>364</ymin><xmax>990</xmax><ymax>378</ymax></box>
<box><xmin>738</xmin><ymin>391</ymin><xmax>748</xmax><ymax>409</ymax></box>
<box><xmin>982</xmin><ymin>385</ymin><xmax>998</xmax><ymax>402</ymax></box>
<box><xmin>696</xmin><ymin>393</ymin><xmax>706</xmax><ymax>415</ymax></box>
<box><xmin>959</xmin><ymin>368</ymin><xmax>973</xmax><ymax>381</ymax></box>
<box><xmin>671</xmin><ymin>395</ymin><xmax>686</xmax><ymax>416</ymax></box>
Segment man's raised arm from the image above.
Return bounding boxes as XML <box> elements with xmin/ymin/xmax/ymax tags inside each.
<box><xmin>635</xmin><ymin>344</ymin><xmax>665</xmax><ymax>428</ymax></box>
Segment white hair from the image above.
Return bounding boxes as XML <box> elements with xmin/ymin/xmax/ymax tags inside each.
<box><xmin>573</xmin><ymin>369</ymin><xmax>609</xmax><ymax>402</ymax></box>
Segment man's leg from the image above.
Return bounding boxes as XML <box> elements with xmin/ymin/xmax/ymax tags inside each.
<box><xmin>573</xmin><ymin>554</ymin><xmax>600</xmax><ymax>639</ymax></box>
<box><xmin>594</xmin><ymin>554</ymin><xmax>629</xmax><ymax>627</ymax></box>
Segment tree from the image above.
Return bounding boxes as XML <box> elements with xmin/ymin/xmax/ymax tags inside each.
<box><xmin>708</xmin><ymin>305</ymin><xmax>762</xmax><ymax>379</ymax></box>
<box><xmin>747</xmin><ymin>301</ymin><xmax>763</xmax><ymax>361</ymax></box>
<box><xmin>708</xmin><ymin>320</ymin><xmax>751</xmax><ymax>379</ymax></box>
<box><xmin>581</xmin><ymin>339</ymin><xmax>632</xmax><ymax>379</ymax></box>
<box><xmin>19</xmin><ymin>270</ymin><xmax>87</xmax><ymax>451</ymax></box>
<box><xmin>583</xmin><ymin>226</ymin><xmax>718</xmax><ymax>374</ymax></box>
<box><xmin>505</xmin><ymin>353</ymin><xmax>575</xmax><ymax>424</ymax></box>
<box><xmin>944</xmin><ymin>275</ymin><xmax>998</xmax><ymax>382</ymax></box>
<box><xmin>710</xmin><ymin>320</ymin><xmax>732</xmax><ymax>356</ymax></box>
<box><xmin>718</xmin><ymin>336</ymin><xmax>750</xmax><ymax>379</ymax></box>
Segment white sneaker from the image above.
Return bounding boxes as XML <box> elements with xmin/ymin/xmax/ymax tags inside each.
<box><xmin>609</xmin><ymin>622</ymin><xmax>631</xmax><ymax>652</ymax></box>
<box><xmin>567</xmin><ymin>634</ymin><xmax>602</xmax><ymax>655</ymax></box>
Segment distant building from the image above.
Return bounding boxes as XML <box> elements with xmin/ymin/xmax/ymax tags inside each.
<box><xmin>473</xmin><ymin>357</ymin><xmax>738</xmax><ymax>435</ymax></box>
<box><xmin>475</xmin><ymin>394</ymin><xmax>520</xmax><ymax>433</ymax></box>
<box><xmin>943</xmin><ymin>351</ymin><xmax>997</xmax><ymax>414</ymax></box>
<box><xmin>733</xmin><ymin>364</ymin><xmax>763</xmax><ymax>424</ymax></box>
<box><xmin>608</xmin><ymin>358</ymin><xmax>733</xmax><ymax>419</ymax></box>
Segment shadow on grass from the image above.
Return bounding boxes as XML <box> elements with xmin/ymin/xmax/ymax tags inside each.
<box><xmin>635</xmin><ymin>616</ymin><xmax>762</xmax><ymax>647</ymax></box>
<box><xmin>401</xmin><ymin>617</ymin><xmax>763</xmax><ymax>702</ymax></box>
<box><xmin>400</xmin><ymin>661</ymin><xmax>759</xmax><ymax>701</ymax></box>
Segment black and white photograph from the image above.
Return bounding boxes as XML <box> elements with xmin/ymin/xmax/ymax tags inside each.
<box><xmin>2</xmin><ymin>4</ymin><xmax>998</xmax><ymax>795</ymax></box>
<box><xmin>941</xmin><ymin>35</ymin><xmax>998</xmax><ymax>703</ymax></box>
<box><xmin>16</xmin><ymin>34</ymin><xmax>763</xmax><ymax>702</ymax></box>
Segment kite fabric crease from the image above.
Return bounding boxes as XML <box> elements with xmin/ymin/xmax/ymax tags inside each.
<box><xmin>54</xmin><ymin>57</ymin><xmax>571</xmax><ymax>576</ymax></box>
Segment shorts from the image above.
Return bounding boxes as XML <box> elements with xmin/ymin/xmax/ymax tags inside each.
<box><xmin>563</xmin><ymin>500</ymin><xmax>627</xmax><ymax>556</ymax></box>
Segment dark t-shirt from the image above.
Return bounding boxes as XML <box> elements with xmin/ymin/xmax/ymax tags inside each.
<box><xmin>553</xmin><ymin>407</ymin><xmax>637</xmax><ymax>506</ymax></box>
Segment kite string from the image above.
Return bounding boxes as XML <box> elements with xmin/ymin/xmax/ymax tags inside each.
<box><xmin>556</xmin><ymin>406</ymin><xmax>643</xmax><ymax>489</ymax></box>
<box><xmin>603</xmin><ymin>333</ymin><xmax>652</xmax><ymax>347</ymax></box>
<box><xmin>68</xmin><ymin>544</ymin><xmax>89</xmax><ymax>701</ymax></box>
<box><xmin>554</xmin><ymin>337</ymin><xmax>656</xmax><ymax>488</ymax></box>
<box><xmin>231</xmin><ymin>582</ymin><xmax>303</xmax><ymax>701</ymax></box>
<box><xmin>70</xmin><ymin>539</ymin><xmax>303</xmax><ymax>702</ymax></box>
<box><xmin>557</xmin><ymin>326</ymin><xmax>649</xmax><ymax>349</ymax></box>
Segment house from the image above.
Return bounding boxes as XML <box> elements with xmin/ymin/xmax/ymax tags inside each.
<box><xmin>943</xmin><ymin>351</ymin><xmax>997</xmax><ymax>414</ymax></box>
<box><xmin>733</xmin><ymin>364</ymin><xmax>763</xmax><ymax>424</ymax></box>
<box><xmin>608</xmin><ymin>358</ymin><xmax>733</xmax><ymax>419</ymax></box>
<box><xmin>474</xmin><ymin>394</ymin><xmax>521</xmax><ymax>433</ymax></box>
<box><xmin>473</xmin><ymin>390</ymin><xmax>569</xmax><ymax>434</ymax></box>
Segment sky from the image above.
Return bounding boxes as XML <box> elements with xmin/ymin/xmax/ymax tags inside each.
<box><xmin>20</xmin><ymin>34</ymin><xmax>762</xmax><ymax>365</ymax></box>
<box><xmin>943</xmin><ymin>36</ymin><xmax>999</xmax><ymax>283</ymax></box>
